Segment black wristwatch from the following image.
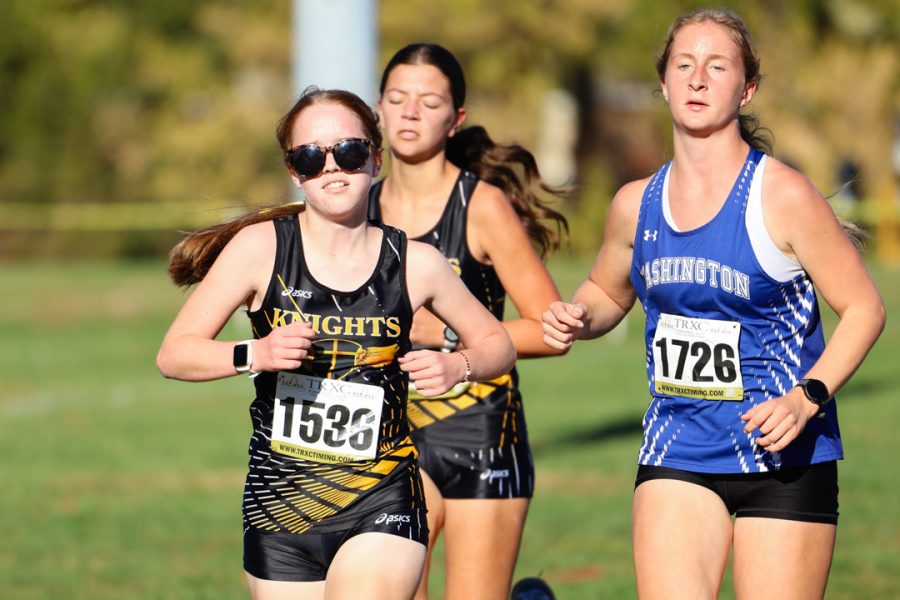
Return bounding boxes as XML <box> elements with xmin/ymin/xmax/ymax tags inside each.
<box><xmin>797</xmin><ymin>378</ymin><xmax>830</xmax><ymax>407</ymax></box>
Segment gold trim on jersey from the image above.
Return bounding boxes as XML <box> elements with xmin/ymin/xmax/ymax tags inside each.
<box><xmin>407</xmin><ymin>373</ymin><xmax>513</xmax><ymax>431</ymax></box>
<box><xmin>355</xmin><ymin>343</ymin><xmax>400</xmax><ymax>368</ymax></box>
<box><xmin>245</xmin><ymin>442</ymin><xmax>417</xmax><ymax>534</ymax></box>
<box><xmin>308</xmin><ymin>338</ymin><xmax>399</xmax><ymax>380</ymax></box>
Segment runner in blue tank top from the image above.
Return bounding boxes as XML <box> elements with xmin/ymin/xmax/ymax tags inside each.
<box><xmin>158</xmin><ymin>88</ymin><xmax>515</xmax><ymax>600</ymax></box>
<box><xmin>633</xmin><ymin>146</ymin><xmax>843</xmax><ymax>474</ymax></box>
<box><xmin>371</xmin><ymin>44</ymin><xmax>569</xmax><ymax>600</ymax></box>
<box><xmin>542</xmin><ymin>9</ymin><xmax>884</xmax><ymax>600</ymax></box>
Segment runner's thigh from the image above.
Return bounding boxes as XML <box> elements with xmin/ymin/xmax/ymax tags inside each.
<box><xmin>442</xmin><ymin>497</ymin><xmax>529</xmax><ymax>600</ymax></box>
<box><xmin>633</xmin><ymin>479</ymin><xmax>732</xmax><ymax>600</ymax></box>
<box><xmin>326</xmin><ymin>532</ymin><xmax>426</xmax><ymax>600</ymax></box>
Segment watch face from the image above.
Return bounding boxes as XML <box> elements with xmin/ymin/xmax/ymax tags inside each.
<box><xmin>802</xmin><ymin>379</ymin><xmax>829</xmax><ymax>404</ymax></box>
<box><xmin>233</xmin><ymin>343</ymin><xmax>249</xmax><ymax>368</ymax></box>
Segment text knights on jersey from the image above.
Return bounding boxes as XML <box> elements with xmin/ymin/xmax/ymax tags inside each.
<box><xmin>640</xmin><ymin>257</ymin><xmax>751</xmax><ymax>300</ymax></box>
<box><xmin>264</xmin><ymin>308</ymin><xmax>403</xmax><ymax>338</ymax></box>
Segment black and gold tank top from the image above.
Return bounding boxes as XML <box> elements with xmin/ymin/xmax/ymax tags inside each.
<box><xmin>369</xmin><ymin>170</ymin><xmax>506</xmax><ymax>320</ymax></box>
<box><xmin>241</xmin><ymin>215</ymin><xmax>421</xmax><ymax>533</ymax></box>
<box><xmin>369</xmin><ymin>172</ymin><xmax>525</xmax><ymax>449</ymax></box>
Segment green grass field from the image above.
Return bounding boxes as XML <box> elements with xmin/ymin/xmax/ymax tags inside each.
<box><xmin>1</xmin><ymin>257</ymin><xmax>897</xmax><ymax>599</ymax></box>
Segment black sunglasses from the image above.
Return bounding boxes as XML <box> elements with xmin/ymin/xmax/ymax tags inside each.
<box><xmin>284</xmin><ymin>138</ymin><xmax>375</xmax><ymax>179</ymax></box>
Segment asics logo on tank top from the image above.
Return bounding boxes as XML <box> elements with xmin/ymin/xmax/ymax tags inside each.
<box><xmin>281</xmin><ymin>287</ymin><xmax>313</xmax><ymax>298</ymax></box>
<box><xmin>639</xmin><ymin>257</ymin><xmax>751</xmax><ymax>300</ymax></box>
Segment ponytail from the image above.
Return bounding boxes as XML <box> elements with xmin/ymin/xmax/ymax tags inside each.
<box><xmin>167</xmin><ymin>203</ymin><xmax>305</xmax><ymax>287</ymax></box>
<box><xmin>837</xmin><ymin>217</ymin><xmax>868</xmax><ymax>251</ymax></box>
<box><xmin>738</xmin><ymin>113</ymin><xmax>773</xmax><ymax>155</ymax></box>
<box><xmin>446</xmin><ymin>126</ymin><xmax>569</xmax><ymax>258</ymax></box>
<box><xmin>827</xmin><ymin>176</ymin><xmax>869</xmax><ymax>251</ymax></box>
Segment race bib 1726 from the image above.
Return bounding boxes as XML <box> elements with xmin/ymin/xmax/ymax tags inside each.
<box><xmin>652</xmin><ymin>313</ymin><xmax>744</xmax><ymax>401</ymax></box>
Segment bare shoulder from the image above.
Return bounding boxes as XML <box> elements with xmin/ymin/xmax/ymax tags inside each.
<box><xmin>227</xmin><ymin>219</ymin><xmax>277</xmax><ymax>255</ymax></box>
<box><xmin>213</xmin><ymin>219</ymin><xmax>277</xmax><ymax>285</ymax></box>
<box><xmin>762</xmin><ymin>157</ymin><xmax>825</xmax><ymax>213</ymax></box>
<box><xmin>468</xmin><ymin>180</ymin><xmax>517</xmax><ymax>222</ymax></box>
<box><xmin>612</xmin><ymin>177</ymin><xmax>650</xmax><ymax>212</ymax></box>
<box><xmin>761</xmin><ymin>156</ymin><xmax>851</xmax><ymax>260</ymax></box>
<box><xmin>607</xmin><ymin>176</ymin><xmax>651</xmax><ymax>239</ymax></box>
<box><xmin>405</xmin><ymin>239</ymin><xmax>449</xmax><ymax>274</ymax></box>
<box><xmin>464</xmin><ymin>179</ymin><xmax>536</xmax><ymax>263</ymax></box>
<box><xmin>405</xmin><ymin>239</ymin><xmax>457</xmax><ymax>309</ymax></box>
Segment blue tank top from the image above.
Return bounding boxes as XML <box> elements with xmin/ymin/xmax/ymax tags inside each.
<box><xmin>630</xmin><ymin>147</ymin><xmax>842</xmax><ymax>473</ymax></box>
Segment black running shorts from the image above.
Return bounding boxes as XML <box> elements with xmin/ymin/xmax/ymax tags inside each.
<box><xmin>243</xmin><ymin>504</ymin><xmax>428</xmax><ymax>582</ymax></box>
<box><xmin>415</xmin><ymin>435</ymin><xmax>535</xmax><ymax>499</ymax></box>
<box><xmin>635</xmin><ymin>461</ymin><xmax>838</xmax><ymax>524</ymax></box>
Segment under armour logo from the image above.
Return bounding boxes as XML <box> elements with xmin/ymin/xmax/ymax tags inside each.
<box><xmin>643</xmin><ymin>229</ymin><xmax>658</xmax><ymax>241</ymax></box>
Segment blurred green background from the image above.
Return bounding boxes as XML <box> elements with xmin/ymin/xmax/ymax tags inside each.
<box><xmin>2</xmin><ymin>259</ymin><xmax>898</xmax><ymax>599</ymax></box>
<box><xmin>1</xmin><ymin>0</ymin><xmax>898</xmax><ymax>259</ymax></box>
<box><xmin>1</xmin><ymin>1</ymin><xmax>898</xmax><ymax>598</ymax></box>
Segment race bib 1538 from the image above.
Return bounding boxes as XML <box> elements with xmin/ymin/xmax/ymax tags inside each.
<box><xmin>271</xmin><ymin>372</ymin><xmax>384</xmax><ymax>463</ymax></box>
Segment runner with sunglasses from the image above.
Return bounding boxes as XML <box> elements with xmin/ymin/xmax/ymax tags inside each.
<box><xmin>157</xmin><ymin>87</ymin><xmax>515</xmax><ymax>600</ymax></box>
<box><xmin>542</xmin><ymin>9</ymin><xmax>884</xmax><ymax>598</ymax></box>
<box><xmin>368</xmin><ymin>44</ymin><xmax>568</xmax><ymax>600</ymax></box>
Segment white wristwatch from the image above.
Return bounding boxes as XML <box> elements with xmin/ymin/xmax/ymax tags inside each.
<box><xmin>233</xmin><ymin>340</ymin><xmax>254</xmax><ymax>374</ymax></box>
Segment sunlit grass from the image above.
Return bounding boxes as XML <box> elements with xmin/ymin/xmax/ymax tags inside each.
<box><xmin>1</xmin><ymin>258</ymin><xmax>897</xmax><ymax>599</ymax></box>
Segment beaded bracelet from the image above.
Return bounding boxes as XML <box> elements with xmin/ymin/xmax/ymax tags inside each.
<box><xmin>458</xmin><ymin>350</ymin><xmax>472</xmax><ymax>383</ymax></box>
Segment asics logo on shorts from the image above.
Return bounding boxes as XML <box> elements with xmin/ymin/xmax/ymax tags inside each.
<box><xmin>479</xmin><ymin>469</ymin><xmax>510</xmax><ymax>484</ymax></box>
<box><xmin>281</xmin><ymin>287</ymin><xmax>313</xmax><ymax>298</ymax></box>
<box><xmin>375</xmin><ymin>513</ymin><xmax>411</xmax><ymax>525</ymax></box>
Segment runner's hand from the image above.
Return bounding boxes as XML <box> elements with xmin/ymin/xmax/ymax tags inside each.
<box><xmin>399</xmin><ymin>349</ymin><xmax>466</xmax><ymax>397</ymax></box>
<box><xmin>740</xmin><ymin>387</ymin><xmax>820</xmax><ymax>453</ymax></box>
<box><xmin>253</xmin><ymin>321</ymin><xmax>315</xmax><ymax>372</ymax></box>
<box><xmin>542</xmin><ymin>301</ymin><xmax>586</xmax><ymax>350</ymax></box>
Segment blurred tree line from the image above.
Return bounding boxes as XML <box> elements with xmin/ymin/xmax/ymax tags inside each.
<box><xmin>0</xmin><ymin>0</ymin><xmax>897</xmax><ymax>258</ymax></box>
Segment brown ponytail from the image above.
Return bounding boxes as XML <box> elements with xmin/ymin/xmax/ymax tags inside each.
<box><xmin>167</xmin><ymin>203</ymin><xmax>305</xmax><ymax>287</ymax></box>
<box><xmin>446</xmin><ymin>126</ymin><xmax>569</xmax><ymax>258</ymax></box>
<box><xmin>737</xmin><ymin>113</ymin><xmax>773</xmax><ymax>156</ymax></box>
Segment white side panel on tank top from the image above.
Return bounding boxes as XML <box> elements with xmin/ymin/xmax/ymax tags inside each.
<box><xmin>744</xmin><ymin>155</ymin><xmax>804</xmax><ymax>282</ymax></box>
<box><xmin>661</xmin><ymin>155</ymin><xmax>803</xmax><ymax>283</ymax></box>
